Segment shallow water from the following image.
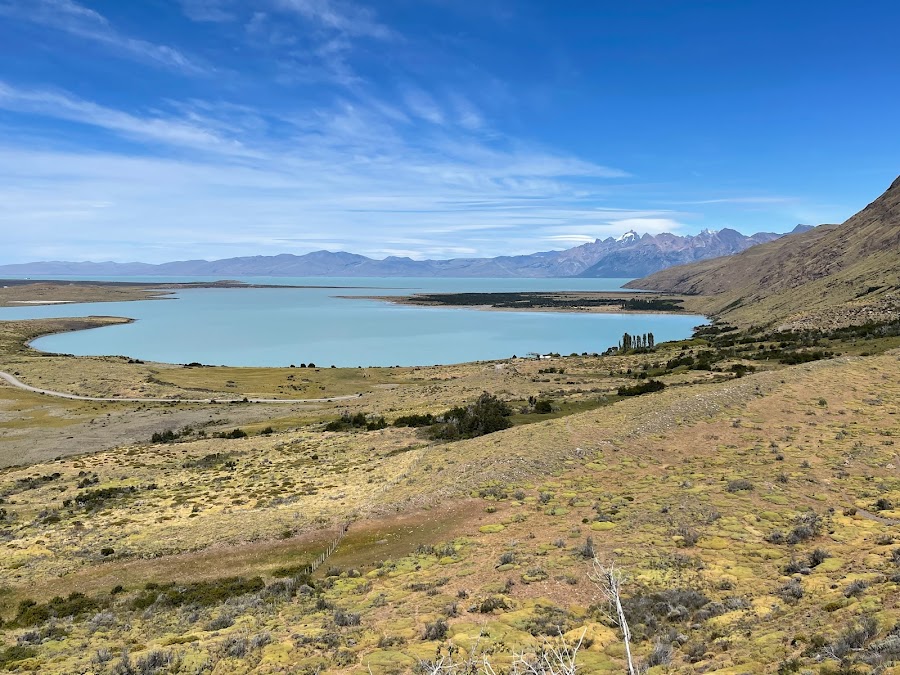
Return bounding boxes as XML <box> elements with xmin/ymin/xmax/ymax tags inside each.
<box><xmin>0</xmin><ymin>277</ymin><xmax>702</xmax><ymax>367</ymax></box>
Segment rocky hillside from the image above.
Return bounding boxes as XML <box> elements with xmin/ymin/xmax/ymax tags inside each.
<box><xmin>576</xmin><ymin>227</ymin><xmax>798</xmax><ymax>278</ymax></box>
<box><xmin>626</xmin><ymin>176</ymin><xmax>900</xmax><ymax>327</ymax></box>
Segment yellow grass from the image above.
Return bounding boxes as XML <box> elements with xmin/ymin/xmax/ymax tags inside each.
<box><xmin>1</xmin><ymin>313</ymin><xmax>899</xmax><ymax>672</ymax></box>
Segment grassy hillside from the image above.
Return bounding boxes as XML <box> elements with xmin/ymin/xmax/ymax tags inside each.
<box><xmin>625</xmin><ymin>176</ymin><xmax>900</xmax><ymax>328</ymax></box>
<box><xmin>2</xmin><ymin>313</ymin><xmax>900</xmax><ymax>672</ymax></box>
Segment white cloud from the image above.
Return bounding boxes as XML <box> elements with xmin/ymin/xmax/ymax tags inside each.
<box><xmin>0</xmin><ymin>22</ymin><xmax>645</xmax><ymax>265</ymax></box>
<box><xmin>0</xmin><ymin>129</ymin><xmax>637</xmax><ymax>263</ymax></box>
<box><xmin>674</xmin><ymin>196</ymin><xmax>795</xmax><ymax>205</ymax></box>
<box><xmin>402</xmin><ymin>86</ymin><xmax>445</xmax><ymax>125</ymax></box>
<box><xmin>609</xmin><ymin>218</ymin><xmax>685</xmax><ymax>233</ymax></box>
<box><xmin>180</xmin><ymin>0</ymin><xmax>234</xmax><ymax>23</ymax></box>
<box><xmin>448</xmin><ymin>93</ymin><xmax>485</xmax><ymax>130</ymax></box>
<box><xmin>0</xmin><ymin>0</ymin><xmax>206</xmax><ymax>74</ymax></box>
<box><xmin>0</xmin><ymin>82</ymin><xmax>250</xmax><ymax>155</ymax></box>
<box><xmin>544</xmin><ymin>234</ymin><xmax>597</xmax><ymax>244</ymax></box>
<box><xmin>275</xmin><ymin>0</ymin><xmax>395</xmax><ymax>40</ymax></box>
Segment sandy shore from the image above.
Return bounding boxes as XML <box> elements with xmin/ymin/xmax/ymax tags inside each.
<box><xmin>9</xmin><ymin>300</ymin><xmax>77</xmax><ymax>304</ymax></box>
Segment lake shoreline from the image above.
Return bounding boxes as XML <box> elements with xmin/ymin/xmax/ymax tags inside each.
<box><xmin>0</xmin><ymin>279</ymin><xmax>392</xmax><ymax>307</ymax></box>
<box><xmin>2</xmin><ymin>279</ymin><xmax>703</xmax><ymax>368</ymax></box>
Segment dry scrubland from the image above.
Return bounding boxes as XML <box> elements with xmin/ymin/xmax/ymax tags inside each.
<box><xmin>0</xmin><ymin>315</ymin><xmax>899</xmax><ymax>673</ymax></box>
<box><xmin>0</xmin><ymin>284</ymin><xmax>168</xmax><ymax>308</ymax></box>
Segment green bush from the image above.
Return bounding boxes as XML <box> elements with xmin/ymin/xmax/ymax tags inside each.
<box><xmin>874</xmin><ymin>498</ymin><xmax>893</xmax><ymax>512</ymax></box>
<box><xmin>63</xmin><ymin>486</ymin><xmax>137</xmax><ymax>510</ymax></box>
<box><xmin>13</xmin><ymin>473</ymin><xmax>61</xmax><ymax>491</ymax></box>
<box><xmin>427</xmin><ymin>393</ymin><xmax>512</xmax><ymax>441</ymax></box>
<box><xmin>779</xmin><ymin>350</ymin><xmax>833</xmax><ymax>365</ymax></box>
<box><xmin>778</xmin><ymin>579</ymin><xmax>804</xmax><ymax>603</ymax></box>
<box><xmin>620</xmin><ymin>587</ymin><xmax>712</xmax><ymax>639</ymax></box>
<box><xmin>393</xmin><ymin>413</ymin><xmax>435</xmax><ymax>427</ymax></box>
<box><xmin>151</xmin><ymin>429</ymin><xmax>178</xmax><ymax>443</ymax></box>
<box><xmin>214</xmin><ymin>428</ymin><xmax>248</xmax><ymax>439</ymax></box>
<box><xmin>333</xmin><ymin>609</ymin><xmax>361</xmax><ymax>626</ymax></box>
<box><xmin>617</xmin><ymin>380</ymin><xmax>665</xmax><ymax>397</ymax></box>
<box><xmin>786</xmin><ymin>511</ymin><xmax>823</xmax><ymax>544</ymax></box>
<box><xmin>423</xmin><ymin>619</ymin><xmax>448</xmax><ymax>640</ymax></box>
<box><xmin>825</xmin><ymin>615</ymin><xmax>878</xmax><ymax>659</ymax></box>
<box><xmin>472</xmin><ymin>596</ymin><xmax>509</xmax><ymax>613</ymax></box>
<box><xmin>182</xmin><ymin>452</ymin><xmax>234</xmax><ymax>470</ymax></box>
<box><xmin>533</xmin><ymin>399</ymin><xmax>553</xmax><ymax>414</ymax></box>
<box><xmin>325</xmin><ymin>412</ymin><xmax>386</xmax><ymax>432</ymax></box>
<box><xmin>725</xmin><ymin>479</ymin><xmax>754</xmax><ymax>493</ymax></box>
<box><xmin>12</xmin><ymin>592</ymin><xmax>100</xmax><ymax>627</ymax></box>
<box><xmin>131</xmin><ymin>576</ymin><xmax>264</xmax><ymax>610</ymax></box>
<box><xmin>0</xmin><ymin>646</ymin><xmax>38</xmax><ymax>669</ymax></box>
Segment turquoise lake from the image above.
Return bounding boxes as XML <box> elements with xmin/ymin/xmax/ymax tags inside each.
<box><xmin>0</xmin><ymin>277</ymin><xmax>704</xmax><ymax>367</ymax></box>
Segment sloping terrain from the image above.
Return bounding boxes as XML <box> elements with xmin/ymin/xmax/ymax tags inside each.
<box><xmin>626</xmin><ymin>176</ymin><xmax>900</xmax><ymax>327</ymax></box>
<box><xmin>1</xmin><ymin>346</ymin><xmax>899</xmax><ymax>673</ymax></box>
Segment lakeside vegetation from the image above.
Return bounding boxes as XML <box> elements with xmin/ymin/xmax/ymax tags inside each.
<box><xmin>376</xmin><ymin>291</ymin><xmax>688</xmax><ymax>313</ymax></box>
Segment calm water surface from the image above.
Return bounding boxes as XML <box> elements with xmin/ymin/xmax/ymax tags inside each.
<box><xmin>0</xmin><ymin>277</ymin><xmax>703</xmax><ymax>367</ymax></box>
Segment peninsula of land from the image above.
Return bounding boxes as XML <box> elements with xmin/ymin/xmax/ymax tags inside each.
<box><xmin>0</xmin><ymin>279</ymin><xmax>373</xmax><ymax>307</ymax></box>
<box><xmin>353</xmin><ymin>290</ymin><xmax>700</xmax><ymax>314</ymax></box>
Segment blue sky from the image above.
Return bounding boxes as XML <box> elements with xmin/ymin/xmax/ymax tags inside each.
<box><xmin>0</xmin><ymin>0</ymin><xmax>898</xmax><ymax>264</ymax></box>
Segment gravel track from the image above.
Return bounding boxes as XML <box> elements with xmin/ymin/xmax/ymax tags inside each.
<box><xmin>0</xmin><ymin>370</ymin><xmax>363</xmax><ymax>404</ymax></box>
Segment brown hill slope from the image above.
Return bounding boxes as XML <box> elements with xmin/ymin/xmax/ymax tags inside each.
<box><xmin>625</xmin><ymin>175</ymin><xmax>900</xmax><ymax>327</ymax></box>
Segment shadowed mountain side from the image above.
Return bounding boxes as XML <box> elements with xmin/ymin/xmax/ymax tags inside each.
<box><xmin>626</xmin><ymin>176</ymin><xmax>900</xmax><ymax>328</ymax></box>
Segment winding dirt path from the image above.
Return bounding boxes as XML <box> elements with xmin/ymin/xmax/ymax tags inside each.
<box><xmin>854</xmin><ymin>508</ymin><xmax>900</xmax><ymax>526</ymax></box>
<box><xmin>0</xmin><ymin>370</ymin><xmax>363</xmax><ymax>404</ymax></box>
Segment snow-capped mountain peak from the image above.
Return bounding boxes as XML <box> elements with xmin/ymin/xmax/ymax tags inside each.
<box><xmin>616</xmin><ymin>230</ymin><xmax>639</xmax><ymax>243</ymax></box>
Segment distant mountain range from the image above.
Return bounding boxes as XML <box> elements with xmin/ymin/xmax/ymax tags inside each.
<box><xmin>0</xmin><ymin>226</ymin><xmax>812</xmax><ymax>279</ymax></box>
<box><xmin>627</xmin><ymin>176</ymin><xmax>900</xmax><ymax>327</ymax></box>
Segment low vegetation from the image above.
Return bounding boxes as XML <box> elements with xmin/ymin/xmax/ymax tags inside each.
<box><xmin>426</xmin><ymin>392</ymin><xmax>512</xmax><ymax>440</ymax></box>
<box><xmin>1</xmin><ymin>311</ymin><xmax>899</xmax><ymax>672</ymax></box>
<box><xmin>390</xmin><ymin>291</ymin><xmax>685</xmax><ymax>313</ymax></box>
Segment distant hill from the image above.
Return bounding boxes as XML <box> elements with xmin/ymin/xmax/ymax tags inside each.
<box><xmin>0</xmin><ymin>228</ymin><xmax>801</xmax><ymax>279</ymax></box>
<box><xmin>626</xmin><ymin>176</ymin><xmax>900</xmax><ymax>328</ymax></box>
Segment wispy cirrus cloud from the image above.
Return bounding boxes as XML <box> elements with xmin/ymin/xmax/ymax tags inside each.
<box><xmin>241</xmin><ymin>0</ymin><xmax>399</xmax><ymax>91</ymax></box>
<box><xmin>609</xmin><ymin>217</ymin><xmax>685</xmax><ymax>233</ymax></box>
<box><xmin>244</xmin><ymin>11</ymin><xmax>367</xmax><ymax>88</ymax></box>
<box><xmin>0</xmin><ymin>77</ymin><xmax>635</xmax><ymax>262</ymax></box>
<box><xmin>274</xmin><ymin>0</ymin><xmax>395</xmax><ymax>40</ymax></box>
<box><xmin>402</xmin><ymin>86</ymin><xmax>446</xmax><ymax>125</ymax></box>
<box><xmin>448</xmin><ymin>93</ymin><xmax>485</xmax><ymax>130</ymax></box>
<box><xmin>0</xmin><ymin>2</ymin><xmax>669</xmax><ymax>264</ymax></box>
<box><xmin>0</xmin><ymin>82</ymin><xmax>250</xmax><ymax>155</ymax></box>
<box><xmin>672</xmin><ymin>196</ymin><xmax>796</xmax><ymax>205</ymax></box>
<box><xmin>179</xmin><ymin>0</ymin><xmax>235</xmax><ymax>23</ymax></box>
<box><xmin>0</xmin><ymin>0</ymin><xmax>206</xmax><ymax>74</ymax></box>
